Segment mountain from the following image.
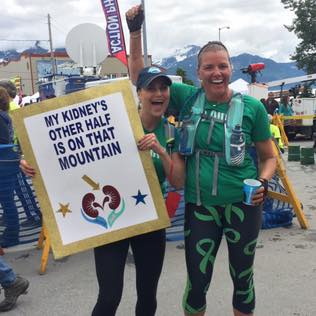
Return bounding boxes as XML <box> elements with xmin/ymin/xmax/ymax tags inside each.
<box><xmin>0</xmin><ymin>49</ymin><xmax>20</xmax><ymax>62</ymax></box>
<box><xmin>0</xmin><ymin>45</ymin><xmax>65</xmax><ymax>63</ymax></box>
<box><xmin>0</xmin><ymin>44</ymin><xmax>306</xmax><ymax>88</ymax></box>
<box><xmin>155</xmin><ymin>45</ymin><xmax>306</xmax><ymax>86</ymax></box>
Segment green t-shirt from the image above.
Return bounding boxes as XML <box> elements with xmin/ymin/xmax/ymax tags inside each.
<box><xmin>169</xmin><ymin>83</ymin><xmax>271</xmax><ymax>206</ymax></box>
<box><xmin>143</xmin><ymin>118</ymin><xmax>177</xmax><ymax>193</ymax></box>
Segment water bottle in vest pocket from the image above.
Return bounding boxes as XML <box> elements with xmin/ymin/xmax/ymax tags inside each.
<box><xmin>179</xmin><ymin>119</ymin><xmax>199</xmax><ymax>156</ymax></box>
<box><xmin>229</xmin><ymin>124</ymin><xmax>245</xmax><ymax>166</ymax></box>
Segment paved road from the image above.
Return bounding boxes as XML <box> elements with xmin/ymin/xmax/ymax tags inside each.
<box><xmin>2</xmin><ymin>141</ymin><xmax>316</xmax><ymax>316</ymax></box>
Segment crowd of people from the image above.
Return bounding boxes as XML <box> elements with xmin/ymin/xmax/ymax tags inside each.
<box><xmin>4</xmin><ymin>3</ymin><xmax>316</xmax><ymax>315</ymax></box>
<box><xmin>260</xmin><ymin>92</ymin><xmax>294</xmax><ymax>116</ymax></box>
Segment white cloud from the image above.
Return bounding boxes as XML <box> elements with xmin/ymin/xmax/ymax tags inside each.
<box><xmin>0</xmin><ymin>0</ymin><xmax>298</xmax><ymax>62</ymax></box>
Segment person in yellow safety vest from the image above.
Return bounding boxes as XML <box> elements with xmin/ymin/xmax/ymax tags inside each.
<box><xmin>0</xmin><ymin>81</ymin><xmax>19</xmax><ymax>144</ymax></box>
<box><xmin>268</xmin><ymin>114</ymin><xmax>284</xmax><ymax>153</ymax></box>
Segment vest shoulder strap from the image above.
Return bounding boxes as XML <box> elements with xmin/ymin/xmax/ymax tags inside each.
<box><xmin>226</xmin><ymin>92</ymin><xmax>244</xmax><ymax>129</ymax></box>
<box><xmin>163</xmin><ymin>119</ymin><xmax>175</xmax><ymax>154</ymax></box>
<box><xmin>180</xmin><ymin>88</ymin><xmax>204</xmax><ymax>120</ymax></box>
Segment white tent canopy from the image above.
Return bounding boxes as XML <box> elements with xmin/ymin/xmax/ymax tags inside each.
<box><xmin>21</xmin><ymin>92</ymin><xmax>39</xmax><ymax>106</ymax></box>
<box><xmin>229</xmin><ymin>78</ymin><xmax>249</xmax><ymax>94</ymax></box>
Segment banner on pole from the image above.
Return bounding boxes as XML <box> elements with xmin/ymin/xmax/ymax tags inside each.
<box><xmin>100</xmin><ymin>0</ymin><xmax>128</xmax><ymax>67</ymax></box>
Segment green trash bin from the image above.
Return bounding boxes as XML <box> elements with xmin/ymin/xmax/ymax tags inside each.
<box><xmin>300</xmin><ymin>147</ymin><xmax>315</xmax><ymax>165</ymax></box>
<box><xmin>288</xmin><ymin>145</ymin><xmax>300</xmax><ymax>161</ymax></box>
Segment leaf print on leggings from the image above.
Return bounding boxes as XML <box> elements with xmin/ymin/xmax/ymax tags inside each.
<box><xmin>182</xmin><ymin>278</ymin><xmax>206</xmax><ymax>314</ymax></box>
<box><xmin>224</xmin><ymin>204</ymin><xmax>245</xmax><ymax>224</ymax></box>
<box><xmin>224</xmin><ymin>228</ymin><xmax>241</xmax><ymax>243</ymax></box>
<box><xmin>239</xmin><ymin>266</ymin><xmax>254</xmax><ymax>283</ymax></box>
<box><xmin>196</xmin><ymin>238</ymin><xmax>215</xmax><ymax>274</ymax></box>
<box><xmin>244</xmin><ymin>238</ymin><xmax>258</xmax><ymax>255</ymax></box>
<box><xmin>204</xmin><ymin>282</ymin><xmax>210</xmax><ymax>294</ymax></box>
<box><xmin>229</xmin><ymin>262</ymin><xmax>236</xmax><ymax>279</ymax></box>
<box><xmin>236</xmin><ymin>279</ymin><xmax>254</xmax><ymax>304</ymax></box>
<box><xmin>236</xmin><ymin>266</ymin><xmax>255</xmax><ymax>304</ymax></box>
<box><xmin>194</xmin><ymin>206</ymin><xmax>222</xmax><ymax>227</ymax></box>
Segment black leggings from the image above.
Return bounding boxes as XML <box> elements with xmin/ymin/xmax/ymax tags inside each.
<box><xmin>92</xmin><ymin>229</ymin><xmax>166</xmax><ymax>316</ymax></box>
<box><xmin>183</xmin><ymin>202</ymin><xmax>262</xmax><ymax>315</ymax></box>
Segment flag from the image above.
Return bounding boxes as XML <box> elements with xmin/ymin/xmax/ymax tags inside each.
<box><xmin>100</xmin><ymin>0</ymin><xmax>128</xmax><ymax>67</ymax></box>
<box><xmin>165</xmin><ymin>191</ymin><xmax>181</xmax><ymax>218</ymax></box>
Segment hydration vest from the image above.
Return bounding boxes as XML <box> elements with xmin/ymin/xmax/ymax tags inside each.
<box><xmin>179</xmin><ymin>89</ymin><xmax>245</xmax><ymax>203</ymax></box>
<box><xmin>163</xmin><ymin>118</ymin><xmax>175</xmax><ymax>155</ymax></box>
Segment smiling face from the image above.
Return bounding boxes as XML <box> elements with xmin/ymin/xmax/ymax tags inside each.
<box><xmin>138</xmin><ymin>77</ymin><xmax>170</xmax><ymax>118</ymax></box>
<box><xmin>197</xmin><ymin>45</ymin><xmax>233</xmax><ymax>103</ymax></box>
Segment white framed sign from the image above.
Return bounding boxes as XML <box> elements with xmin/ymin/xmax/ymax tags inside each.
<box><xmin>12</xmin><ymin>80</ymin><xmax>169</xmax><ymax>258</ymax></box>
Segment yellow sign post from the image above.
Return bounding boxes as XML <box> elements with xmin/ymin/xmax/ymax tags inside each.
<box><xmin>267</xmin><ymin>141</ymin><xmax>308</xmax><ymax>229</ymax></box>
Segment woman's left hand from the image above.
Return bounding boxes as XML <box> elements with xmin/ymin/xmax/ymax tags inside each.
<box><xmin>251</xmin><ymin>186</ymin><xmax>265</xmax><ymax>205</ymax></box>
<box><xmin>137</xmin><ymin>133</ymin><xmax>166</xmax><ymax>155</ymax></box>
<box><xmin>20</xmin><ymin>159</ymin><xmax>36</xmax><ymax>177</ymax></box>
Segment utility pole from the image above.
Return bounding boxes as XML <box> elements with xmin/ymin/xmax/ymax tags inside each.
<box><xmin>48</xmin><ymin>14</ymin><xmax>57</xmax><ymax>76</ymax></box>
<box><xmin>141</xmin><ymin>0</ymin><xmax>149</xmax><ymax>66</ymax></box>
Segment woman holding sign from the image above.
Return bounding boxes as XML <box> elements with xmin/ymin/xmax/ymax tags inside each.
<box><xmin>91</xmin><ymin>66</ymin><xmax>184</xmax><ymax>316</ymax></box>
<box><xmin>20</xmin><ymin>65</ymin><xmax>185</xmax><ymax>316</ymax></box>
<box><xmin>127</xmin><ymin>5</ymin><xmax>276</xmax><ymax>316</ymax></box>
<box><xmin>87</xmin><ymin>8</ymin><xmax>185</xmax><ymax>314</ymax></box>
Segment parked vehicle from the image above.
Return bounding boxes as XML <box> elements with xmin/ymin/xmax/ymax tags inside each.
<box><xmin>266</xmin><ymin>73</ymin><xmax>316</xmax><ymax>140</ymax></box>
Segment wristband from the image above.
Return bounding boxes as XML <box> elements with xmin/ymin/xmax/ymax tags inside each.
<box><xmin>130</xmin><ymin>32</ymin><xmax>141</xmax><ymax>39</ymax></box>
<box><xmin>126</xmin><ymin>9</ymin><xmax>144</xmax><ymax>32</ymax></box>
<box><xmin>257</xmin><ymin>177</ymin><xmax>269</xmax><ymax>197</ymax></box>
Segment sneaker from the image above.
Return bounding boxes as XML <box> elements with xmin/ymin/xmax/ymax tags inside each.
<box><xmin>0</xmin><ymin>276</ymin><xmax>29</xmax><ymax>312</ymax></box>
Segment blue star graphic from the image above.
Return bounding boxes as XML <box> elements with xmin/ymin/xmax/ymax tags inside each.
<box><xmin>132</xmin><ymin>190</ymin><xmax>148</xmax><ymax>205</ymax></box>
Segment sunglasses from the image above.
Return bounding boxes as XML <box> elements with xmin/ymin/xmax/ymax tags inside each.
<box><xmin>198</xmin><ymin>41</ymin><xmax>229</xmax><ymax>59</ymax></box>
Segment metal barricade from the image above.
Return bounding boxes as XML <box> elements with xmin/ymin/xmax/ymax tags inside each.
<box><xmin>165</xmin><ymin>185</ymin><xmax>185</xmax><ymax>242</ymax></box>
<box><xmin>0</xmin><ymin>145</ymin><xmax>41</xmax><ymax>249</ymax></box>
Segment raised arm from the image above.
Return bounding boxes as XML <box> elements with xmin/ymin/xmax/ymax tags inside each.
<box><xmin>126</xmin><ymin>4</ymin><xmax>145</xmax><ymax>84</ymax></box>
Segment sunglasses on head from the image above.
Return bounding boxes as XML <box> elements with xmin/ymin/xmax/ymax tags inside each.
<box><xmin>198</xmin><ymin>41</ymin><xmax>229</xmax><ymax>58</ymax></box>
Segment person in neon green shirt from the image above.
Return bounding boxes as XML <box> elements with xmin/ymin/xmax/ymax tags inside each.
<box><xmin>127</xmin><ymin>5</ymin><xmax>277</xmax><ymax>316</ymax></box>
<box><xmin>268</xmin><ymin>114</ymin><xmax>284</xmax><ymax>153</ymax></box>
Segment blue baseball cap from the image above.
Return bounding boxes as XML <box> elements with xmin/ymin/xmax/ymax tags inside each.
<box><xmin>136</xmin><ymin>66</ymin><xmax>172</xmax><ymax>90</ymax></box>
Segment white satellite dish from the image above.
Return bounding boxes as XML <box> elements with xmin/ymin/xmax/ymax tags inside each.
<box><xmin>65</xmin><ymin>23</ymin><xmax>108</xmax><ymax>70</ymax></box>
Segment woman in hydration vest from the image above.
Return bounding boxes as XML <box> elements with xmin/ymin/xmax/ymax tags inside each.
<box><xmin>127</xmin><ymin>5</ymin><xmax>276</xmax><ymax>316</ymax></box>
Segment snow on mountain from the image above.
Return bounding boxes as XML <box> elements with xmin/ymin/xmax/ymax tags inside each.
<box><xmin>154</xmin><ymin>45</ymin><xmax>200</xmax><ymax>68</ymax></box>
<box><xmin>155</xmin><ymin>45</ymin><xmax>305</xmax><ymax>86</ymax></box>
<box><xmin>174</xmin><ymin>45</ymin><xmax>200</xmax><ymax>62</ymax></box>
